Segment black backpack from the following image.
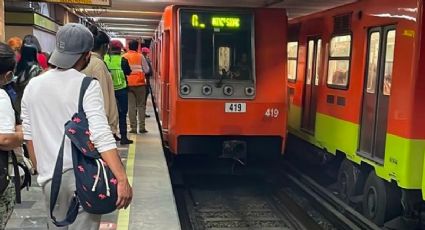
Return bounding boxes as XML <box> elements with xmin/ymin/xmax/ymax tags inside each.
<box><xmin>15</xmin><ymin>63</ymin><xmax>42</xmax><ymax>91</ymax></box>
<box><xmin>50</xmin><ymin>77</ymin><xmax>118</xmax><ymax>227</ymax></box>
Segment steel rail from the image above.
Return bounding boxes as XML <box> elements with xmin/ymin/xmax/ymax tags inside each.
<box><xmin>281</xmin><ymin>162</ymin><xmax>382</xmax><ymax>230</ymax></box>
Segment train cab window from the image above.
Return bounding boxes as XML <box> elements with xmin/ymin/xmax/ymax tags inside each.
<box><xmin>327</xmin><ymin>35</ymin><xmax>352</xmax><ymax>88</ymax></box>
<box><xmin>218</xmin><ymin>46</ymin><xmax>231</xmax><ymax>75</ymax></box>
<box><xmin>383</xmin><ymin>30</ymin><xmax>395</xmax><ymax>95</ymax></box>
<box><xmin>287</xmin><ymin>42</ymin><xmax>298</xmax><ymax>81</ymax></box>
<box><xmin>179</xmin><ymin>10</ymin><xmax>254</xmax><ymax>81</ymax></box>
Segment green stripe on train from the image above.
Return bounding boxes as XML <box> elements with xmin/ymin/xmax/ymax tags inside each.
<box><xmin>288</xmin><ymin>104</ymin><xmax>425</xmax><ymax>194</ymax></box>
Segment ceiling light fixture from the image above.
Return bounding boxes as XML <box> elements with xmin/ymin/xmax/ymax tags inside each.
<box><xmin>91</xmin><ymin>17</ymin><xmax>160</xmax><ymax>22</ymax></box>
<box><xmin>102</xmin><ymin>23</ymin><xmax>152</xmax><ymax>27</ymax></box>
<box><xmin>77</xmin><ymin>8</ymin><xmax>163</xmax><ymax>16</ymax></box>
<box><xmin>107</xmin><ymin>27</ymin><xmax>155</xmax><ymax>31</ymax></box>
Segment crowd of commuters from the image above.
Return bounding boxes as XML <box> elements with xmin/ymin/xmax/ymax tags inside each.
<box><xmin>0</xmin><ymin>22</ymin><xmax>153</xmax><ymax>228</ymax></box>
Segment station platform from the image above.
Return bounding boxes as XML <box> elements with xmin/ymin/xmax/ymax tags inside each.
<box><xmin>5</xmin><ymin>103</ymin><xmax>181</xmax><ymax>230</ymax></box>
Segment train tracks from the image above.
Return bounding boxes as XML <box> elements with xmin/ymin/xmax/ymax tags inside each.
<box><xmin>175</xmin><ymin>173</ymin><xmax>322</xmax><ymax>230</ymax></box>
<box><xmin>172</xmin><ymin>158</ymin><xmax>381</xmax><ymax>230</ymax></box>
<box><xmin>280</xmin><ymin>162</ymin><xmax>381</xmax><ymax>230</ymax></box>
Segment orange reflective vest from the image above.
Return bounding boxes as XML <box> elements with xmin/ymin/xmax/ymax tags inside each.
<box><xmin>123</xmin><ymin>50</ymin><xmax>146</xmax><ymax>86</ymax></box>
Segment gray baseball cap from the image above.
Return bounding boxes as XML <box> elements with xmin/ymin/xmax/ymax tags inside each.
<box><xmin>49</xmin><ymin>23</ymin><xmax>94</xmax><ymax>69</ymax></box>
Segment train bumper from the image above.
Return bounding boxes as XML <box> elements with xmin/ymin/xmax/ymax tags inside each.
<box><xmin>176</xmin><ymin>135</ymin><xmax>283</xmax><ymax>159</ymax></box>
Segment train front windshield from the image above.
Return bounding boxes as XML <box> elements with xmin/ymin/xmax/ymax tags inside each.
<box><xmin>180</xmin><ymin>9</ymin><xmax>254</xmax><ymax>81</ymax></box>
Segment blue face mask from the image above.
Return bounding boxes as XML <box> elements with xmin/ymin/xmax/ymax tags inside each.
<box><xmin>0</xmin><ymin>72</ymin><xmax>17</xmax><ymax>103</ymax></box>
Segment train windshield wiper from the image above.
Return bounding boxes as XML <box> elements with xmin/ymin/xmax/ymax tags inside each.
<box><xmin>215</xmin><ymin>69</ymin><xmax>226</xmax><ymax>88</ymax></box>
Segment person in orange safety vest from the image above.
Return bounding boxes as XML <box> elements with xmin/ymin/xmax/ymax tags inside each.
<box><xmin>123</xmin><ymin>40</ymin><xmax>150</xmax><ymax>133</ymax></box>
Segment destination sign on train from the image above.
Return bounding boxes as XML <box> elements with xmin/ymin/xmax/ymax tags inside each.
<box><xmin>191</xmin><ymin>14</ymin><xmax>241</xmax><ymax>29</ymax></box>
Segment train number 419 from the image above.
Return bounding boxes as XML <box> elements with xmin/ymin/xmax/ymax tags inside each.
<box><xmin>265</xmin><ymin>108</ymin><xmax>279</xmax><ymax>118</ymax></box>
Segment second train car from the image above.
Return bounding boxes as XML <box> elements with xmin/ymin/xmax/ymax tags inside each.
<box><xmin>150</xmin><ymin>6</ymin><xmax>288</xmax><ymax>162</ymax></box>
<box><xmin>287</xmin><ymin>0</ymin><xmax>425</xmax><ymax>226</ymax></box>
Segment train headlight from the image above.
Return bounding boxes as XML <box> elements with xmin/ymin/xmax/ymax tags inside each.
<box><xmin>202</xmin><ymin>85</ymin><xmax>212</xmax><ymax>96</ymax></box>
<box><xmin>245</xmin><ymin>87</ymin><xmax>255</xmax><ymax>96</ymax></box>
<box><xmin>223</xmin><ymin>85</ymin><xmax>234</xmax><ymax>96</ymax></box>
<box><xmin>180</xmin><ymin>84</ymin><xmax>191</xmax><ymax>95</ymax></box>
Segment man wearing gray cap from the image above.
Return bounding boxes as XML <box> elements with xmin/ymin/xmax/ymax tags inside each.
<box><xmin>20</xmin><ymin>23</ymin><xmax>132</xmax><ymax>229</ymax></box>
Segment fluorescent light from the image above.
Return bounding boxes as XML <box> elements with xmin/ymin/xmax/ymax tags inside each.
<box><xmin>102</xmin><ymin>23</ymin><xmax>152</xmax><ymax>27</ymax></box>
<box><xmin>118</xmin><ymin>32</ymin><xmax>154</xmax><ymax>36</ymax></box>
<box><xmin>76</xmin><ymin>9</ymin><xmax>163</xmax><ymax>16</ymax></box>
<box><xmin>107</xmin><ymin>27</ymin><xmax>155</xmax><ymax>31</ymax></box>
<box><xmin>91</xmin><ymin>17</ymin><xmax>160</xmax><ymax>22</ymax></box>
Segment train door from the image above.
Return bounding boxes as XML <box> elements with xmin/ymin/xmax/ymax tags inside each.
<box><xmin>301</xmin><ymin>37</ymin><xmax>322</xmax><ymax>133</ymax></box>
<box><xmin>161</xmin><ymin>30</ymin><xmax>170</xmax><ymax>135</ymax></box>
<box><xmin>358</xmin><ymin>26</ymin><xmax>396</xmax><ymax>162</ymax></box>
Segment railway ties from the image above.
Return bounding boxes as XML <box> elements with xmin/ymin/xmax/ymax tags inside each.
<box><xmin>172</xmin><ymin>161</ymin><xmax>331</xmax><ymax>230</ymax></box>
<box><xmin>192</xmin><ymin>197</ymin><xmax>292</xmax><ymax>229</ymax></box>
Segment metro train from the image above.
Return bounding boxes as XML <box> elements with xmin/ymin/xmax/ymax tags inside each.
<box><xmin>287</xmin><ymin>0</ymin><xmax>425</xmax><ymax>226</ymax></box>
<box><xmin>150</xmin><ymin>6</ymin><xmax>288</xmax><ymax>162</ymax></box>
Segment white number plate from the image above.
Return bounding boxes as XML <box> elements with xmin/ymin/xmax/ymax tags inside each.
<box><xmin>225</xmin><ymin>103</ymin><xmax>246</xmax><ymax>113</ymax></box>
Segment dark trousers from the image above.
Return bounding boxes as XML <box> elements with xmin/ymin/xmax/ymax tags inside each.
<box><xmin>145</xmin><ymin>84</ymin><xmax>150</xmax><ymax>104</ymax></box>
<box><xmin>115</xmin><ymin>88</ymin><xmax>129</xmax><ymax>139</ymax></box>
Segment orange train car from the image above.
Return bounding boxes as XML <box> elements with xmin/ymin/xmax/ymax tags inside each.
<box><xmin>150</xmin><ymin>6</ymin><xmax>288</xmax><ymax>161</ymax></box>
<box><xmin>287</xmin><ymin>0</ymin><xmax>425</xmax><ymax>226</ymax></box>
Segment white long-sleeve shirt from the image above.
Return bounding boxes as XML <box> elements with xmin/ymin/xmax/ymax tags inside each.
<box><xmin>21</xmin><ymin>68</ymin><xmax>117</xmax><ymax>185</ymax></box>
<box><xmin>0</xmin><ymin>89</ymin><xmax>15</xmax><ymax>134</ymax></box>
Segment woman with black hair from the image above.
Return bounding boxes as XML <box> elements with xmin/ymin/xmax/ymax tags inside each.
<box><xmin>22</xmin><ymin>34</ymin><xmax>48</xmax><ymax>70</ymax></box>
<box><xmin>0</xmin><ymin>42</ymin><xmax>23</xmax><ymax>229</ymax></box>
<box><xmin>82</xmin><ymin>26</ymin><xmax>128</xmax><ymax>144</ymax></box>
<box><xmin>14</xmin><ymin>44</ymin><xmax>42</xmax><ymax>114</ymax></box>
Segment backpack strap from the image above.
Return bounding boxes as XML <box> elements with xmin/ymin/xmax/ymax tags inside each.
<box><xmin>49</xmin><ymin>77</ymin><xmax>93</xmax><ymax>227</ymax></box>
<box><xmin>10</xmin><ymin>152</ymin><xmax>21</xmax><ymax>203</ymax></box>
<box><xmin>78</xmin><ymin>77</ymin><xmax>93</xmax><ymax>113</ymax></box>
<box><xmin>50</xmin><ymin>136</ymin><xmax>79</xmax><ymax>227</ymax></box>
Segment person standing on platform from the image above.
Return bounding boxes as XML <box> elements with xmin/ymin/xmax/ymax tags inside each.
<box><xmin>7</xmin><ymin>37</ymin><xmax>22</xmax><ymax>61</ymax></box>
<box><xmin>22</xmin><ymin>35</ymin><xmax>48</xmax><ymax>70</ymax></box>
<box><xmin>21</xmin><ymin>23</ymin><xmax>132</xmax><ymax>229</ymax></box>
<box><xmin>141</xmin><ymin>47</ymin><xmax>153</xmax><ymax>118</ymax></box>
<box><xmin>0</xmin><ymin>42</ymin><xmax>23</xmax><ymax>229</ymax></box>
<box><xmin>14</xmin><ymin>44</ymin><xmax>42</xmax><ymax>114</ymax></box>
<box><xmin>123</xmin><ymin>40</ymin><xmax>150</xmax><ymax>134</ymax></box>
<box><xmin>82</xmin><ymin>26</ymin><xmax>121</xmax><ymax>143</ymax></box>
<box><xmin>104</xmin><ymin>40</ymin><xmax>134</xmax><ymax>145</ymax></box>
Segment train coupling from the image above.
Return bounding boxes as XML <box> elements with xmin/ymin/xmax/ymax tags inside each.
<box><xmin>220</xmin><ymin>140</ymin><xmax>247</xmax><ymax>165</ymax></box>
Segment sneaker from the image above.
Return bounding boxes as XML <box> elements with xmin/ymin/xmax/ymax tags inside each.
<box><xmin>129</xmin><ymin>129</ymin><xmax>137</xmax><ymax>134</ymax></box>
<box><xmin>113</xmin><ymin>134</ymin><xmax>121</xmax><ymax>141</ymax></box>
<box><xmin>140</xmin><ymin>129</ymin><xmax>148</xmax><ymax>133</ymax></box>
<box><xmin>145</xmin><ymin>114</ymin><xmax>151</xmax><ymax>118</ymax></box>
<box><xmin>120</xmin><ymin>138</ymin><xmax>134</xmax><ymax>145</ymax></box>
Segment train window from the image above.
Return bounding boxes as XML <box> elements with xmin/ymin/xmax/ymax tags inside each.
<box><xmin>383</xmin><ymin>30</ymin><xmax>395</xmax><ymax>96</ymax></box>
<box><xmin>315</xmin><ymin>39</ymin><xmax>322</xmax><ymax>86</ymax></box>
<box><xmin>327</xmin><ymin>35</ymin><xmax>352</xmax><ymax>88</ymax></box>
<box><xmin>366</xmin><ymin>32</ymin><xmax>381</xmax><ymax>93</ymax></box>
<box><xmin>307</xmin><ymin>40</ymin><xmax>315</xmax><ymax>85</ymax></box>
<box><xmin>287</xmin><ymin>42</ymin><xmax>298</xmax><ymax>81</ymax></box>
<box><xmin>179</xmin><ymin>10</ymin><xmax>254</xmax><ymax>81</ymax></box>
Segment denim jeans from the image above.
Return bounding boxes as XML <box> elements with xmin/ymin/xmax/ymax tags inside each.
<box><xmin>115</xmin><ymin>88</ymin><xmax>129</xmax><ymax>139</ymax></box>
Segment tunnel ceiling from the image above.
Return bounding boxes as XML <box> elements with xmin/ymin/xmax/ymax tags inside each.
<box><xmin>72</xmin><ymin>0</ymin><xmax>356</xmax><ymax>39</ymax></box>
